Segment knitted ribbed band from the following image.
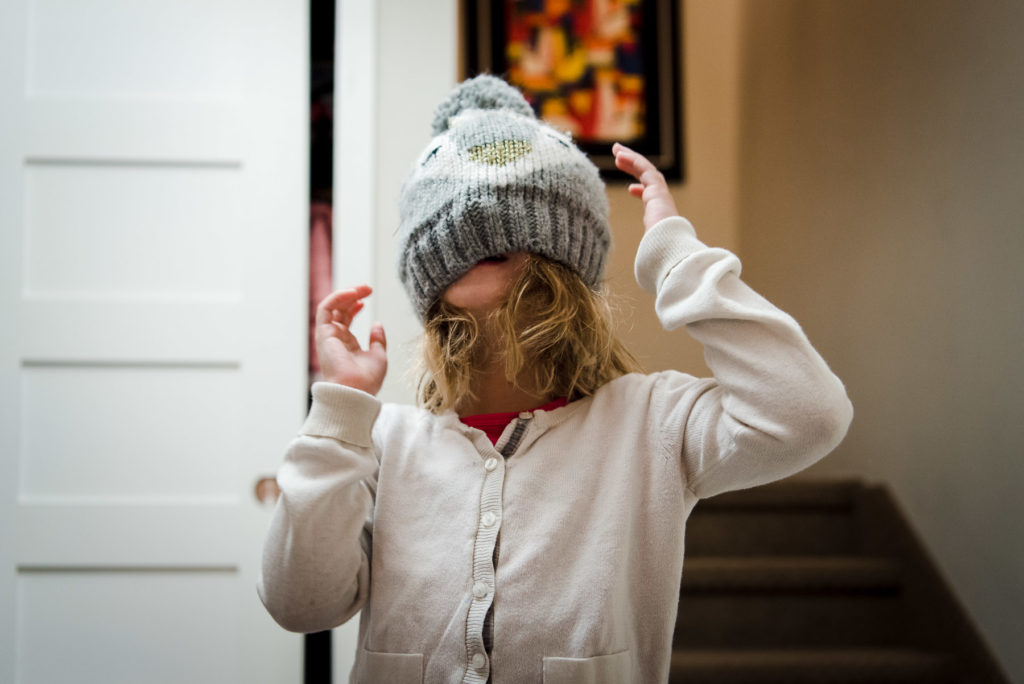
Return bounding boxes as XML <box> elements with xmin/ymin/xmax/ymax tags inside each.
<box><xmin>397</xmin><ymin>75</ymin><xmax>611</xmax><ymax>319</ymax></box>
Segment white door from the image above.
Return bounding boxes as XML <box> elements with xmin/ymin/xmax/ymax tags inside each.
<box><xmin>0</xmin><ymin>0</ymin><xmax>308</xmax><ymax>682</ymax></box>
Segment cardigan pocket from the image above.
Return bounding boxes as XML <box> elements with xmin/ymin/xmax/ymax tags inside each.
<box><xmin>355</xmin><ymin>649</ymin><xmax>423</xmax><ymax>683</ymax></box>
<box><xmin>542</xmin><ymin>650</ymin><xmax>632</xmax><ymax>684</ymax></box>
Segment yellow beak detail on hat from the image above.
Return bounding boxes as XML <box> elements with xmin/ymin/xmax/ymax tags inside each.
<box><xmin>468</xmin><ymin>139</ymin><xmax>532</xmax><ymax>166</ymax></box>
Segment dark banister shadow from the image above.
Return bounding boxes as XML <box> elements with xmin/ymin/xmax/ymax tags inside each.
<box><xmin>305</xmin><ymin>631</ymin><xmax>332</xmax><ymax>684</ymax></box>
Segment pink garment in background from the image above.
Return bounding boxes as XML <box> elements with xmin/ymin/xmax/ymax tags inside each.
<box><xmin>309</xmin><ymin>202</ymin><xmax>333</xmax><ymax>381</ymax></box>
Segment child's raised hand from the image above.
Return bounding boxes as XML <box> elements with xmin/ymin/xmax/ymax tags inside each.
<box><xmin>612</xmin><ymin>143</ymin><xmax>680</xmax><ymax>232</ymax></box>
<box><xmin>315</xmin><ymin>285</ymin><xmax>388</xmax><ymax>395</ymax></box>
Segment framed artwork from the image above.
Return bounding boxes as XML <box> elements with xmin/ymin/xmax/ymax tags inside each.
<box><xmin>463</xmin><ymin>0</ymin><xmax>683</xmax><ymax>180</ymax></box>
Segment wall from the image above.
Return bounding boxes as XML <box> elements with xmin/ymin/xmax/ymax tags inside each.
<box><xmin>605</xmin><ymin>0</ymin><xmax>744</xmax><ymax>376</ymax></box>
<box><xmin>735</xmin><ymin>1</ymin><xmax>1024</xmax><ymax>679</ymax></box>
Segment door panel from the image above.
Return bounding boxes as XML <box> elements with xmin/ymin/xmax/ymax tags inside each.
<box><xmin>19</xmin><ymin>364</ymin><xmax>241</xmax><ymax>500</ymax></box>
<box><xmin>18</xmin><ymin>569</ymin><xmax>239</xmax><ymax>684</ymax></box>
<box><xmin>23</xmin><ymin>162</ymin><xmax>242</xmax><ymax>295</ymax></box>
<box><xmin>27</xmin><ymin>0</ymin><xmax>245</xmax><ymax>98</ymax></box>
<box><xmin>1</xmin><ymin>0</ymin><xmax>308</xmax><ymax>681</ymax></box>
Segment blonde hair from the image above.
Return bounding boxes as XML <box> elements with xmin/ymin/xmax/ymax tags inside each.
<box><xmin>416</xmin><ymin>254</ymin><xmax>641</xmax><ymax>414</ymax></box>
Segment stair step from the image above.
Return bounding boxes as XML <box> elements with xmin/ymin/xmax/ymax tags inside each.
<box><xmin>688</xmin><ymin>481</ymin><xmax>862</xmax><ymax>556</ymax></box>
<box><xmin>670</xmin><ymin>648</ymin><xmax>954</xmax><ymax>684</ymax></box>
<box><xmin>687</xmin><ymin>506</ymin><xmax>859</xmax><ymax>556</ymax></box>
<box><xmin>682</xmin><ymin>556</ymin><xmax>903</xmax><ymax>593</ymax></box>
<box><xmin>675</xmin><ymin>558</ymin><xmax>906</xmax><ymax>649</ymax></box>
<box><xmin>674</xmin><ymin>591</ymin><xmax>905</xmax><ymax>649</ymax></box>
<box><xmin>698</xmin><ymin>480</ymin><xmax>861</xmax><ymax>511</ymax></box>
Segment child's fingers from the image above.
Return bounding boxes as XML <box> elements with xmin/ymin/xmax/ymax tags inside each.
<box><xmin>614</xmin><ymin>142</ymin><xmax>680</xmax><ymax>230</ymax></box>
<box><xmin>368</xmin><ymin>322</ymin><xmax>387</xmax><ymax>352</ymax></box>
<box><xmin>613</xmin><ymin>142</ymin><xmax>665</xmax><ymax>188</ymax></box>
<box><xmin>319</xmin><ymin>285</ymin><xmax>372</xmax><ymax>311</ymax></box>
<box><xmin>314</xmin><ymin>314</ymin><xmax>358</xmax><ymax>350</ymax></box>
<box><xmin>612</xmin><ymin>142</ymin><xmax>643</xmax><ymax>177</ymax></box>
<box><xmin>316</xmin><ymin>285</ymin><xmax>372</xmax><ymax>326</ymax></box>
<box><xmin>329</xmin><ymin>321</ymin><xmax>362</xmax><ymax>351</ymax></box>
<box><xmin>332</xmin><ymin>301</ymin><xmax>363</xmax><ymax>322</ymax></box>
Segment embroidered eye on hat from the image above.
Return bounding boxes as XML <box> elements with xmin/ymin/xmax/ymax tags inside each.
<box><xmin>396</xmin><ymin>75</ymin><xmax>611</xmax><ymax>319</ymax></box>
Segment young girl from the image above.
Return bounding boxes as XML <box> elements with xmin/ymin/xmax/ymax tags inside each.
<box><xmin>259</xmin><ymin>75</ymin><xmax>853</xmax><ymax>683</ymax></box>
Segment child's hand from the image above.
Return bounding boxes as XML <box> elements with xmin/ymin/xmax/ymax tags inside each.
<box><xmin>315</xmin><ymin>285</ymin><xmax>388</xmax><ymax>395</ymax></box>
<box><xmin>612</xmin><ymin>143</ymin><xmax>680</xmax><ymax>232</ymax></box>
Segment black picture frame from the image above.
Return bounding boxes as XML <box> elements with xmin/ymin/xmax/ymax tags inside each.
<box><xmin>463</xmin><ymin>0</ymin><xmax>684</xmax><ymax>181</ymax></box>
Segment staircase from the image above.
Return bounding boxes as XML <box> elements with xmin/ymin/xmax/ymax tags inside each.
<box><xmin>671</xmin><ymin>480</ymin><xmax>1010</xmax><ymax>684</ymax></box>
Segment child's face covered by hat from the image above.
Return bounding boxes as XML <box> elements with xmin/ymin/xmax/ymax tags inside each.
<box><xmin>441</xmin><ymin>251</ymin><xmax>529</xmax><ymax>318</ymax></box>
<box><xmin>397</xmin><ymin>75</ymin><xmax>611</xmax><ymax>320</ymax></box>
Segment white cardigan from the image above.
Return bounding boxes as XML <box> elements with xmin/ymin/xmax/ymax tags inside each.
<box><xmin>258</xmin><ymin>216</ymin><xmax>854</xmax><ymax>683</ymax></box>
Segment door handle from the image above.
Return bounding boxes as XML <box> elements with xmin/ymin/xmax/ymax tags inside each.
<box><xmin>254</xmin><ymin>476</ymin><xmax>281</xmax><ymax>505</ymax></box>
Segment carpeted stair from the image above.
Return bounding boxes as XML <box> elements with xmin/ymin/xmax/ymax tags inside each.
<box><xmin>671</xmin><ymin>480</ymin><xmax>1009</xmax><ymax>684</ymax></box>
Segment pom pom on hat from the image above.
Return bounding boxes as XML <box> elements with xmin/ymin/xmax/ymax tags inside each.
<box><xmin>430</xmin><ymin>74</ymin><xmax>536</xmax><ymax>136</ymax></box>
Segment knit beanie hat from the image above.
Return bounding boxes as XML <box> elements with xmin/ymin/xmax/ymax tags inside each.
<box><xmin>397</xmin><ymin>75</ymin><xmax>611</xmax><ymax>319</ymax></box>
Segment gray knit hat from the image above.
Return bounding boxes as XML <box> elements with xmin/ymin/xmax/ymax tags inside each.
<box><xmin>397</xmin><ymin>75</ymin><xmax>611</xmax><ymax>319</ymax></box>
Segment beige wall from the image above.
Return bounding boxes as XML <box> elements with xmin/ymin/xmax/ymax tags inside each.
<box><xmin>606</xmin><ymin>0</ymin><xmax>744</xmax><ymax>375</ymax></box>
<box><xmin>734</xmin><ymin>1</ymin><xmax>1024</xmax><ymax>679</ymax></box>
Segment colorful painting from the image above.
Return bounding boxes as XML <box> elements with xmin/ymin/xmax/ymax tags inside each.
<box><xmin>465</xmin><ymin>0</ymin><xmax>682</xmax><ymax>179</ymax></box>
<box><xmin>504</xmin><ymin>0</ymin><xmax>645</xmax><ymax>143</ymax></box>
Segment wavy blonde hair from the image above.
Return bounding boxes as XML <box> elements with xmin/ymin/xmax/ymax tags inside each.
<box><xmin>416</xmin><ymin>254</ymin><xmax>641</xmax><ymax>414</ymax></box>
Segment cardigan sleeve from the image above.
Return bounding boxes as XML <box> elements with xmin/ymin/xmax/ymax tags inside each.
<box><xmin>257</xmin><ymin>382</ymin><xmax>381</xmax><ymax>632</ymax></box>
<box><xmin>635</xmin><ymin>216</ymin><xmax>854</xmax><ymax>499</ymax></box>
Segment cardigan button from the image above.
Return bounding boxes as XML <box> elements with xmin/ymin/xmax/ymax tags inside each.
<box><xmin>481</xmin><ymin>511</ymin><xmax>497</xmax><ymax>527</ymax></box>
<box><xmin>472</xmin><ymin>580</ymin><xmax>489</xmax><ymax>599</ymax></box>
<box><xmin>484</xmin><ymin>457</ymin><xmax>498</xmax><ymax>471</ymax></box>
<box><xmin>471</xmin><ymin>652</ymin><xmax>487</xmax><ymax>669</ymax></box>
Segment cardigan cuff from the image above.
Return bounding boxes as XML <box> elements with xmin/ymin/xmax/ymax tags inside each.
<box><xmin>302</xmin><ymin>382</ymin><xmax>382</xmax><ymax>447</ymax></box>
<box><xmin>634</xmin><ymin>216</ymin><xmax>707</xmax><ymax>293</ymax></box>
